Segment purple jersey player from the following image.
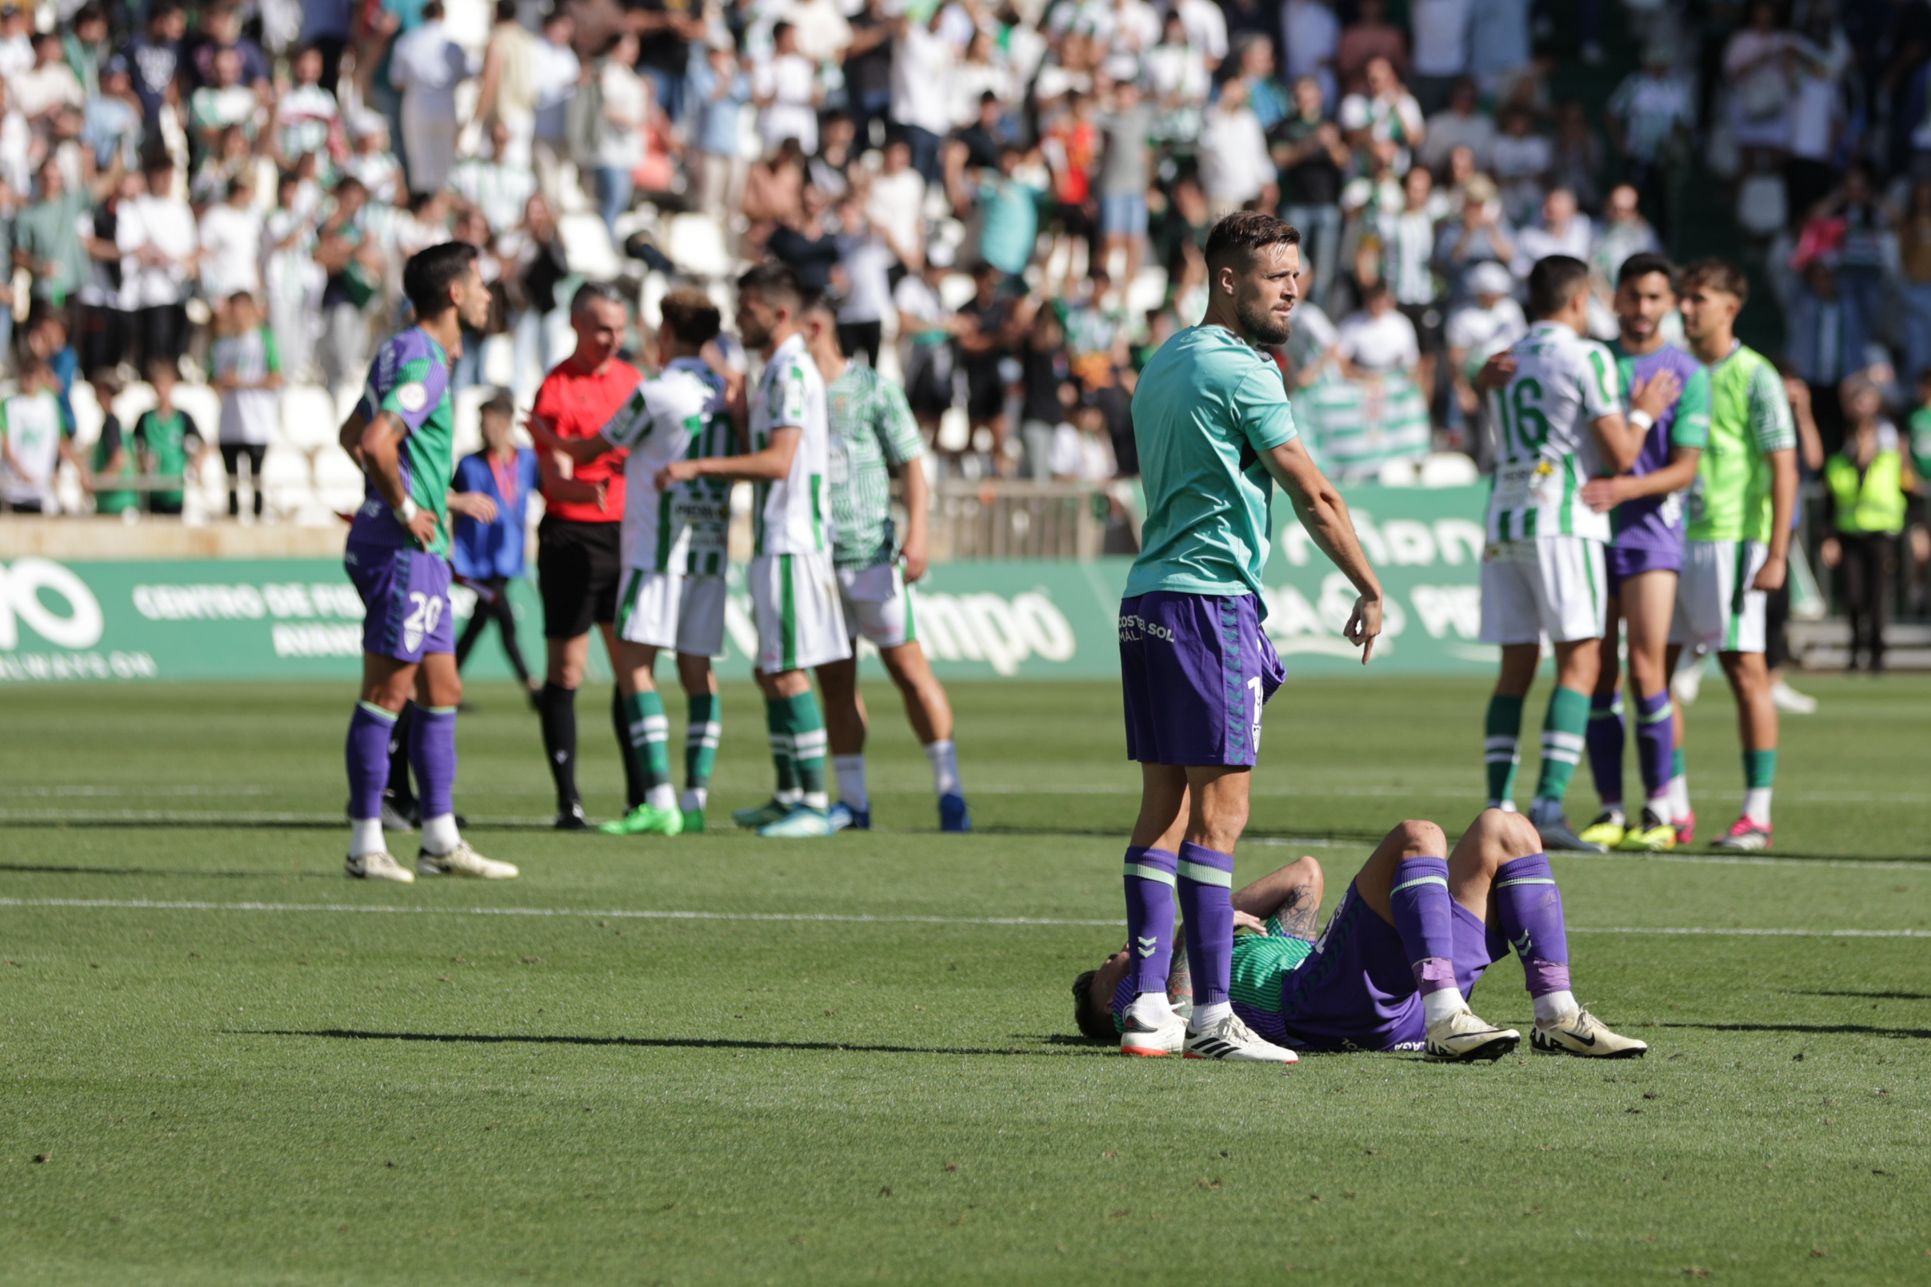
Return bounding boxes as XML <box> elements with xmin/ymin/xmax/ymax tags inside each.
<box><xmin>1114</xmin><ymin>211</ymin><xmax>1383</xmax><ymax>1064</ymax></box>
<box><xmin>1075</xmin><ymin>810</ymin><xmax>1649</xmax><ymax>1061</ymax></box>
<box><xmin>337</xmin><ymin>242</ymin><xmax>518</xmax><ymax>884</ymax></box>
<box><xmin>1575</xmin><ymin>255</ymin><xmax>1710</xmax><ymax>855</ymax></box>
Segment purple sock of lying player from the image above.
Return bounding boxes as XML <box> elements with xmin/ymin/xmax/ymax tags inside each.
<box><xmin>345</xmin><ymin>702</ymin><xmax>396</xmax><ymax>821</ymax></box>
<box><xmin>1176</xmin><ymin>842</ymin><xmax>1235</xmax><ymax>1010</ymax></box>
<box><xmin>1122</xmin><ymin>846</ymin><xmax>1179</xmax><ymax>998</ymax></box>
<box><xmin>1633</xmin><ymin>691</ymin><xmax>1674</xmax><ymax>812</ymax></box>
<box><xmin>1493</xmin><ymin>853</ymin><xmax>1571</xmax><ymax>998</ymax></box>
<box><xmin>1388</xmin><ymin>856</ymin><xmax>1457</xmax><ymax>997</ymax></box>
<box><xmin>408</xmin><ymin>705</ymin><xmax>459</xmax><ymax>821</ymax></box>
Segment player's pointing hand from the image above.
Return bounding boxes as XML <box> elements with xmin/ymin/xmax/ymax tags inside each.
<box><xmin>1346</xmin><ymin>593</ymin><xmax>1383</xmax><ymax>664</ymax></box>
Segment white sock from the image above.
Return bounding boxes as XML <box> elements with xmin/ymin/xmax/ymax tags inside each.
<box><xmin>803</xmin><ymin>790</ymin><xmax>830</xmax><ymax>812</ymax></box>
<box><xmin>834</xmin><ymin>754</ymin><xmax>869</xmax><ymax>811</ymax></box>
<box><xmin>420</xmin><ymin>813</ymin><xmax>460</xmax><ymax>856</ymax></box>
<box><xmin>647</xmin><ymin>783</ymin><xmax>677</xmax><ymax>811</ymax></box>
<box><xmin>1421</xmin><ymin>988</ymin><xmax>1467</xmax><ymax>1026</ymax></box>
<box><xmin>1599</xmin><ymin>803</ymin><xmax>1624</xmax><ymax>825</ymax></box>
<box><xmin>776</xmin><ymin>788</ymin><xmax>803</xmax><ymax>806</ymax></box>
<box><xmin>1189</xmin><ymin>1001</ymin><xmax>1232</xmax><ymax>1030</ymax></box>
<box><xmin>681</xmin><ymin>786</ymin><xmax>708</xmax><ymax>812</ymax></box>
<box><xmin>1742</xmin><ymin>787</ymin><xmax>1772</xmax><ymax>826</ymax></box>
<box><xmin>1646</xmin><ymin>794</ymin><xmax>1675</xmax><ymax>826</ymax></box>
<box><xmin>1668</xmin><ymin>772</ymin><xmax>1690</xmax><ymax>818</ymax></box>
<box><xmin>925</xmin><ymin>738</ymin><xmax>961</xmax><ymax>796</ymax></box>
<box><xmin>350</xmin><ymin>817</ymin><xmax>385</xmax><ymax>857</ymax></box>
<box><xmin>1125</xmin><ymin>991</ymin><xmax>1173</xmax><ymax>1020</ymax></box>
<box><xmin>1534</xmin><ymin>989</ymin><xmax>1579</xmax><ymax>1025</ymax></box>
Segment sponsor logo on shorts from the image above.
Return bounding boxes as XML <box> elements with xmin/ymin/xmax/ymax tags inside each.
<box><xmin>1118</xmin><ymin>613</ymin><xmax>1175</xmax><ymax>644</ymax></box>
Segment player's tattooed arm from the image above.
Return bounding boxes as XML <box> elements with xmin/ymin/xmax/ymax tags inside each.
<box><xmin>358</xmin><ymin>411</ymin><xmax>440</xmax><ymax>548</ymax></box>
<box><xmin>1232</xmin><ymin>857</ymin><xmax>1325</xmax><ymax>938</ymax></box>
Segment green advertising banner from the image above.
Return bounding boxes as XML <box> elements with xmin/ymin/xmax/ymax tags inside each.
<box><xmin>0</xmin><ymin>484</ymin><xmax>1508</xmax><ymax>684</ymax></box>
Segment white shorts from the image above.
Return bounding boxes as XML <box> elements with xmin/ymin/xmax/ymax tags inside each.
<box><xmin>1671</xmin><ymin>539</ymin><xmax>1768</xmax><ymax>654</ymax></box>
<box><xmin>1479</xmin><ymin>535</ymin><xmax>1607</xmax><ymax>646</ymax></box>
<box><xmin>748</xmin><ymin>551</ymin><xmax>851</xmax><ymax>673</ymax></box>
<box><xmin>836</xmin><ymin>562</ymin><xmax>917</xmax><ymax>650</ymax></box>
<box><xmin>614</xmin><ymin>568</ymin><xmax>729</xmax><ymax>658</ymax></box>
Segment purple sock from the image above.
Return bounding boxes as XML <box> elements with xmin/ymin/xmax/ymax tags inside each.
<box><xmin>345</xmin><ymin>702</ymin><xmax>397</xmax><ymax>821</ymax></box>
<box><xmin>1388</xmin><ymin>857</ymin><xmax>1457</xmax><ymax>995</ymax></box>
<box><xmin>1633</xmin><ymin>691</ymin><xmax>1673</xmax><ymax>807</ymax></box>
<box><xmin>1175</xmin><ymin>842</ymin><xmax>1235</xmax><ymax>1009</ymax></box>
<box><xmin>1585</xmin><ymin>693</ymin><xmax>1625</xmax><ymax>809</ymax></box>
<box><xmin>1123</xmin><ymin>846</ymin><xmax>1178</xmax><ymax>996</ymax></box>
<box><xmin>408</xmin><ymin>705</ymin><xmax>458</xmax><ymax>819</ymax></box>
<box><xmin>1494</xmin><ymin>854</ymin><xmax>1572</xmax><ymax>997</ymax></box>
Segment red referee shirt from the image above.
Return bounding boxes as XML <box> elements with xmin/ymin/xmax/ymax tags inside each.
<box><xmin>532</xmin><ymin>354</ymin><xmax>644</xmax><ymax>524</ymax></box>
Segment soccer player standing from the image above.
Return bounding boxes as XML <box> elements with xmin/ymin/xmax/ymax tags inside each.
<box><xmin>1479</xmin><ymin>256</ymin><xmax>1659</xmax><ymax>854</ymax></box>
<box><xmin>531</xmin><ymin>283</ymin><xmax>646</xmax><ymax>830</ymax></box>
<box><xmin>1669</xmin><ymin>259</ymin><xmax>1799</xmax><ymax>851</ymax></box>
<box><xmin>658</xmin><ymin>264</ymin><xmax>851</xmax><ymax>839</ymax></box>
<box><xmin>533</xmin><ymin>288</ymin><xmax>732</xmax><ymax>837</ymax></box>
<box><xmin>1116</xmin><ymin>212</ymin><xmax>1383</xmax><ymax>1062</ymax></box>
<box><xmin>339</xmin><ymin>242</ymin><xmax>518</xmax><ymax>882</ymax></box>
<box><xmin>1573</xmin><ymin>254</ymin><xmax>1708</xmax><ymax>853</ymax></box>
<box><xmin>798</xmin><ymin>296</ymin><xmax>972</xmax><ymax>833</ymax></box>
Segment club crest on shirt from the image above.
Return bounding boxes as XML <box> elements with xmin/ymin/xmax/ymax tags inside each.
<box><xmin>396</xmin><ymin>382</ymin><xmax>429</xmax><ymax>413</ymax></box>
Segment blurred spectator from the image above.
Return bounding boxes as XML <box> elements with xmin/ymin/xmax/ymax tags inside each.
<box><xmin>1514</xmin><ymin>189</ymin><xmax>1592</xmax><ymax>280</ymax></box>
<box><xmin>1420</xmin><ymin>77</ymin><xmax>1494</xmax><ymax>174</ymax></box>
<box><xmin>449</xmin><ymin>120</ymin><xmax>537</xmax><ymax>237</ymax></box>
<box><xmin>1274</xmin><ymin>75</ymin><xmax>1349</xmax><ymax>310</ymax></box>
<box><xmin>499</xmin><ymin>193</ymin><xmax>568</xmax><ymax>404</ymax></box>
<box><xmin>1434</xmin><ymin>176</ymin><xmax>1516</xmax><ymax>302</ymax></box>
<box><xmin>1145</xmin><ymin>12</ymin><xmax>1211</xmax><ymax>147</ymax></box>
<box><xmin>1407</xmin><ymin>0</ymin><xmax>1470</xmax><ymax>115</ymax></box>
<box><xmin>1226</xmin><ymin>35</ymin><xmax>1289</xmax><ymax>133</ymax></box>
<box><xmin>1445</xmin><ymin>259</ymin><xmax>1526</xmax><ymax>454</ymax></box>
<box><xmin>451</xmin><ymin>390</ymin><xmax>540</xmax><ymax>696</ymax></box>
<box><xmin>1018</xmin><ymin>306</ymin><xmax>1074</xmax><ymax>479</ymax></box>
<box><xmin>132</xmin><ymin>357</ymin><xmax>205</xmax><ymax>516</ymax></box>
<box><xmin>632</xmin><ymin>0</ymin><xmax>703</xmax><ymax>129</ymax></box>
<box><xmin>844</xmin><ymin>0</ymin><xmax>897</xmax><ymax>148</ymax></box>
<box><xmin>1335</xmin><ymin>0</ymin><xmax>1407</xmax><ymax>93</ymax></box>
<box><xmin>1338</xmin><ymin>56</ymin><xmax>1425</xmax><ymax>172</ymax></box>
<box><xmin>528</xmin><ymin>9</ymin><xmax>578</xmax><ymax>208</ymax></box>
<box><xmin>1466</xmin><ymin>0</ymin><xmax>1531</xmax><ymax>99</ymax></box>
<box><xmin>754</xmin><ymin>22</ymin><xmax>822</xmax><ymax>157</ymax></box>
<box><xmin>832</xmin><ymin>193</ymin><xmax>896</xmax><ymax>368</ymax></box>
<box><xmin>1281</xmin><ymin>0</ymin><xmax>1340</xmax><ymax>106</ymax></box>
<box><xmin>891</xmin><ymin>10</ymin><xmax>957</xmax><ymax>186</ymax></box>
<box><xmin>13</xmin><ymin>159</ymin><xmax>91</xmax><ymax>323</ymax></box>
<box><xmin>0</xmin><ymin>354</ymin><xmax>75</xmax><ymax>514</ymax></box>
<box><xmin>957</xmin><ymin>261</ymin><xmax>1017</xmax><ymax>471</ymax></box>
<box><xmin>15</xmin><ymin>31</ymin><xmax>85</xmax><ymax>123</ymax></box>
<box><xmin>1589</xmin><ymin>182</ymin><xmax>1661</xmax><ymax>308</ymax></box>
<box><xmin>1724</xmin><ymin>2</ymin><xmax>1793</xmax><ymax>171</ymax></box>
<box><xmin>1550</xmin><ymin>102</ymin><xmax>1605</xmax><ymax>212</ymax></box>
<box><xmin>962</xmin><ymin>143</ymin><xmax>1043</xmax><ymax>281</ymax></box>
<box><xmin>1901</xmin><ymin>178</ymin><xmax>1931</xmax><ymax>382</ymax></box>
<box><xmin>124</xmin><ymin>2</ymin><xmax>187</xmax><ymax>128</ymax></box>
<box><xmin>211</xmin><ymin>290</ymin><xmax>281</xmax><ymax>520</ymax></box>
<box><xmin>1784</xmin><ymin>9</ymin><xmax>1849</xmax><ymax>222</ymax></box>
<box><xmin>86</xmin><ymin>369</ymin><xmax>138</xmax><ymax>516</ymax></box>
<box><xmin>592</xmin><ymin>29</ymin><xmax>650</xmax><ymax>240</ymax></box>
<box><xmin>118</xmin><ymin>162</ymin><xmax>196</xmax><ymax>375</ymax></box>
<box><xmin>472</xmin><ymin>0</ymin><xmax>539</xmax><ymax>167</ymax></box>
<box><xmin>1607</xmin><ymin>42</ymin><xmax>1695</xmax><ymax>235</ymax></box>
<box><xmin>1198</xmin><ymin>78</ymin><xmax>1272</xmax><ymax>216</ymax></box>
<box><xmin>895</xmin><ymin>247</ymin><xmax>960</xmax><ymax>450</ymax></box>
<box><xmin>1821</xmin><ymin>378</ymin><xmax>1918</xmax><ymax>672</ymax></box>
<box><xmin>391</xmin><ymin>0</ymin><xmax>471</xmax><ymax>195</ymax></box>
<box><xmin>1337</xmin><ymin>281</ymin><xmax>1419</xmax><ymax>381</ymax></box>
<box><xmin>1490</xmin><ymin>105</ymin><xmax>1553</xmax><ymax>227</ymax></box>
<box><xmin>865</xmin><ymin>136</ymin><xmax>925</xmax><ymax>269</ymax></box>
<box><xmin>1096</xmin><ymin>80</ymin><xmax>1153</xmax><ymax>286</ymax></box>
<box><xmin>689</xmin><ymin>41</ymin><xmax>751</xmax><ymax>224</ymax></box>
<box><xmin>199</xmin><ymin>175</ymin><xmax>263</xmax><ymax>302</ymax></box>
<box><xmin>1786</xmin><ymin>259</ymin><xmax>1867</xmax><ymax>448</ymax></box>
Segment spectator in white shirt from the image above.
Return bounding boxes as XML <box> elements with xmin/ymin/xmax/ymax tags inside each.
<box><xmin>530</xmin><ymin>9</ymin><xmax>579</xmax><ymax>209</ymax></box>
<box><xmin>119</xmin><ymin>161</ymin><xmax>197</xmax><ymax>374</ymax></box>
<box><xmin>199</xmin><ymin>174</ymin><xmax>263</xmax><ymax>301</ymax></box>
<box><xmin>449</xmin><ymin>120</ymin><xmax>538</xmax><ymax>237</ymax></box>
<box><xmin>1407</xmin><ymin>0</ymin><xmax>1470</xmax><ymax>114</ymax></box>
<box><xmin>784</xmin><ymin>0</ymin><xmax>852</xmax><ymax>65</ymax></box>
<box><xmin>12</xmin><ymin>32</ymin><xmax>85</xmax><ymax>124</ymax></box>
<box><xmin>890</xmin><ymin>10</ymin><xmax>958</xmax><ymax>186</ymax></box>
<box><xmin>1419</xmin><ymin>76</ymin><xmax>1494</xmax><ymax>174</ymax></box>
<box><xmin>755</xmin><ymin>22</ymin><xmax>823</xmax><ymax>156</ymax></box>
<box><xmin>1444</xmin><ymin>259</ymin><xmax>1526</xmax><ymax>456</ymax></box>
<box><xmin>1337</xmin><ymin>282</ymin><xmax>1420</xmax><ymax>378</ymax></box>
<box><xmin>1175</xmin><ymin>0</ymin><xmax>1227</xmax><ymax>72</ymax></box>
<box><xmin>1197</xmin><ymin>77</ymin><xmax>1274</xmax><ymax>215</ymax></box>
<box><xmin>1338</xmin><ymin>56</ymin><xmax>1425</xmax><ymax>171</ymax></box>
<box><xmin>864</xmin><ymin>136</ymin><xmax>926</xmax><ymax>269</ymax></box>
<box><xmin>1489</xmin><ymin>104</ymin><xmax>1554</xmax><ymax>227</ymax></box>
<box><xmin>389</xmin><ymin>0</ymin><xmax>472</xmax><ymax>195</ymax></box>
<box><xmin>593</xmin><ymin>30</ymin><xmax>650</xmax><ymax>241</ymax></box>
<box><xmin>1513</xmin><ymin>188</ymin><xmax>1592</xmax><ymax>280</ymax></box>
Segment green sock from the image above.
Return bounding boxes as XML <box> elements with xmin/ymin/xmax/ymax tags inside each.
<box><xmin>1484</xmin><ymin>693</ymin><xmax>1525</xmax><ymax>807</ymax></box>
<box><xmin>629</xmin><ymin>690</ymin><xmax>672</xmax><ymax>798</ymax></box>
<box><xmin>1744</xmin><ymin>748</ymin><xmax>1777</xmax><ymax>789</ymax></box>
<box><xmin>785</xmin><ymin>691</ymin><xmax>829</xmax><ymax>810</ymax></box>
<box><xmin>1533</xmin><ymin>686</ymin><xmax>1591</xmax><ymax>805</ymax></box>
<box><xmin>1671</xmin><ymin>747</ymin><xmax>1687</xmax><ymax>780</ymax></box>
<box><xmin>765</xmin><ymin>697</ymin><xmax>801</xmax><ymax>803</ymax></box>
<box><xmin>685</xmin><ymin>693</ymin><xmax>720</xmax><ymax>795</ymax></box>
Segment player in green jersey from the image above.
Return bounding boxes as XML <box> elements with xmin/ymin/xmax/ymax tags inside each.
<box><xmin>1669</xmin><ymin>260</ymin><xmax>1798</xmax><ymax>851</ymax></box>
<box><xmin>796</xmin><ymin>296</ymin><xmax>971</xmax><ymax>833</ymax></box>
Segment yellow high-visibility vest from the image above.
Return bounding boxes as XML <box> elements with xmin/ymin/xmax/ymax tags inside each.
<box><xmin>1825</xmin><ymin>449</ymin><xmax>1906</xmax><ymax>535</ymax></box>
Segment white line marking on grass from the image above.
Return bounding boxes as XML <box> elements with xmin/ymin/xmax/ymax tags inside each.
<box><xmin>1246</xmin><ymin>835</ymin><xmax>1931</xmax><ymax>873</ymax></box>
<box><xmin>0</xmin><ymin>897</ymin><xmax>1925</xmax><ymax>938</ymax></box>
<box><xmin>969</xmin><ymin>783</ymin><xmax>1931</xmax><ymax>806</ymax></box>
<box><xmin>0</xmin><ymin>785</ymin><xmax>276</xmax><ymax>798</ymax></box>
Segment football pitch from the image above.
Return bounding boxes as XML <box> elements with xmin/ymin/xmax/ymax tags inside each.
<box><xmin>2</xmin><ymin>674</ymin><xmax>1927</xmax><ymax>1284</ymax></box>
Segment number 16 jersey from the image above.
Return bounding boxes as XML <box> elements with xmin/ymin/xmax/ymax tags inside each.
<box><xmin>1485</xmin><ymin>320</ymin><xmax>1622</xmax><ymax>546</ymax></box>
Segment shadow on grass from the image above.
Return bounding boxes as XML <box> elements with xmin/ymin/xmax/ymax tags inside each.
<box><xmin>0</xmin><ymin>862</ymin><xmax>338</xmax><ymax>880</ymax></box>
<box><xmin>1797</xmin><ymin>990</ymin><xmax>1931</xmax><ymax>1001</ymax></box>
<box><xmin>231</xmin><ymin>1028</ymin><xmax>1112</xmax><ymax>1058</ymax></box>
<box><xmin>1658</xmin><ymin>1020</ymin><xmax>1931</xmax><ymax>1041</ymax></box>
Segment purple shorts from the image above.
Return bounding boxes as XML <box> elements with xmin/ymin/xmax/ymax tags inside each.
<box><xmin>1605</xmin><ymin>540</ymin><xmax>1683</xmax><ymax>592</ymax></box>
<box><xmin>346</xmin><ymin>539</ymin><xmax>455</xmax><ymax>663</ymax></box>
<box><xmin>1120</xmin><ymin>591</ymin><xmax>1285</xmax><ymax>767</ymax></box>
<box><xmin>1261</xmin><ymin>882</ymin><xmax>1503</xmax><ymax>1052</ymax></box>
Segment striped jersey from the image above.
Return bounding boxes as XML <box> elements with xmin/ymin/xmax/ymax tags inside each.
<box><xmin>749</xmin><ymin>333</ymin><xmax>830</xmax><ymax>558</ymax></box>
<box><xmin>0</xmin><ymin>391</ymin><xmax>68</xmax><ymax>508</ymax></box>
<box><xmin>1686</xmin><ymin>342</ymin><xmax>1795</xmax><ymax>545</ymax></box>
<box><xmin>1485</xmin><ymin>320</ymin><xmax>1622</xmax><ymax>544</ymax></box>
<box><xmin>598</xmin><ymin>358</ymin><xmax>725</xmax><ymax>574</ymax></box>
<box><xmin>212</xmin><ymin>325</ymin><xmax>281</xmax><ymax>446</ymax></box>
<box><xmin>349</xmin><ymin>327</ymin><xmax>455</xmax><ymax>556</ymax></box>
<box><xmin>827</xmin><ymin>364</ymin><xmax>925</xmax><ymax>570</ymax></box>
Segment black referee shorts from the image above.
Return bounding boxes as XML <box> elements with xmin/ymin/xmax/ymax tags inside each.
<box><xmin>537</xmin><ymin>515</ymin><xmax>622</xmax><ymax>639</ymax></box>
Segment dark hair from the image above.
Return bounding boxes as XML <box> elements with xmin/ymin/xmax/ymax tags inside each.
<box><xmin>1678</xmin><ymin>257</ymin><xmax>1750</xmax><ymax>306</ymax></box>
<box><xmin>570</xmin><ymin>279</ymin><xmax>627</xmax><ymax>316</ymax></box>
<box><xmin>226</xmin><ymin>290</ymin><xmax>256</xmax><ymax>308</ymax></box>
<box><xmin>1526</xmin><ymin>254</ymin><xmax>1590</xmax><ymax>318</ymax></box>
<box><xmin>1616</xmin><ymin>252</ymin><xmax>1676</xmax><ymax>289</ymax></box>
<box><xmin>403</xmin><ymin>241</ymin><xmax>479</xmax><ymax>319</ymax></box>
<box><xmin>1072</xmin><ymin>971</ymin><xmax>1115</xmax><ymax>1042</ymax></box>
<box><xmin>146</xmin><ymin>354</ymin><xmax>177</xmax><ymax>381</ymax></box>
<box><xmin>772</xmin><ymin>20</ymin><xmax>793</xmax><ymax>40</ymax></box>
<box><xmin>494</xmin><ymin>0</ymin><xmax>516</xmax><ymax>20</ymax></box>
<box><xmin>422</xmin><ymin>0</ymin><xmax>445</xmax><ymax>19</ymax></box>
<box><xmin>1204</xmin><ymin>210</ymin><xmax>1301</xmax><ymax>277</ymax></box>
<box><xmin>659</xmin><ymin>287</ymin><xmax>723</xmax><ymax>348</ymax></box>
<box><xmin>736</xmin><ymin>260</ymin><xmax>804</xmax><ymax>310</ymax></box>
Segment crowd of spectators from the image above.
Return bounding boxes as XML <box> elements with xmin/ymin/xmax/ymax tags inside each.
<box><xmin>4</xmin><ymin>0</ymin><xmax>1931</xmax><ymax>518</ymax></box>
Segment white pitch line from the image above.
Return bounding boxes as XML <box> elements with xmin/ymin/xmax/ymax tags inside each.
<box><xmin>1244</xmin><ymin>835</ymin><xmax>1931</xmax><ymax>873</ymax></box>
<box><xmin>0</xmin><ymin>896</ymin><xmax>1925</xmax><ymax>938</ymax></box>
<box><xmin>0</xmin><ymin>785</ymin><xmax>277</xmax><ymax>799</ymax></box>
<box><xmin>966</xmin><ymin>783</ymin><xmax>1931</xmax><ymax>806</ymax></box>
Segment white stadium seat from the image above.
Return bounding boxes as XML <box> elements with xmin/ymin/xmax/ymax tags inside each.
<box><xmin>282</xmin><ymin>384</ymin><xmax>341</xmax><ymax>454</ymax></box>
<box><xmin>1419</xmin><ymin>453</ymin><xmax>1481</xmax><ymax>487</ymax></box>
<box><xmin>312</xmin><ymin>446</ymin><xmax>367</xmax><ymax>515</ymax></box>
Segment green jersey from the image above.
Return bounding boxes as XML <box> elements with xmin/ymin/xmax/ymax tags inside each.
<box><xmin>1125</xmin><ymin>325</ymin><xmax>1298</xmax><ymax>601</ymax></box>
<box><xmin>91</xmin><ymin>416</ymin><xmax>141</xmax><ymax>515</ymax></box>
<box><xmin>1685</xmin><ymin>343</ymin><xmax>1794</xmax><ymax>545</ymax></box>
<box><xmin>133</xmin><ymin>407</ymin><xmax>202</xmax><ymax>508</ymax></box>
<box><xmin>1909</xmin><ymin>406</ymin><xmax>1931</xmax><ymax>482</ymax></box>
<box><xmin>826</xmin><ymin>364</ymin><xmax>926</xmax><ymax>571</ymax></box>
<box><xmin>1227</xmin><ymin>932</ymin><xmax>1317</xmax><ymax>1026</ymax></box>
<box><xmin>350</xmin><ymin>328</ymin><xmax>455</xmax><ymax>556</ymax></box>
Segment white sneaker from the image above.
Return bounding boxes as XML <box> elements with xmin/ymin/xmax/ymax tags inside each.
<box><xmin>345</xmin><ymin>851</ymin><xmax>414</xmax><ymax>883</ymax></box>
<box><xmin>1672</xmin><ymin>655</ymin><xmax>1705</xmax><ymax>706</ymax></box>
<box><xmin>417</xmin><ymin>842</ymin><xmax>519</xmax><ymax>879</ymax></box>
<box><xmin>1119</xmin><ymin>997</ymin><xmax>1186</xmax><ymax>1057</ymax></box>
<box><xmin>1770</xmin><ymin>681</ymin><xmax>1818</xmax><ymax>715</ymax></box>
<box><xmin>1183</xmin><ymin>1011</ymin><xmax>1299</xmax><ymax>1063</ymax></box>
<box><xmin>1424</xmin><ymin>1007</ymin><xmax>1520</xmax><ymax>1062</ymax></box>
<box><xmin>1532</xmin><ymin>1007</ymin><xmax>1648</xmax><ymax>1059</ymax></box>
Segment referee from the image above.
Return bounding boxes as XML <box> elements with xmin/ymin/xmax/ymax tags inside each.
<box><xmin>532</xmin><ymin>282</ymin><xmax>646</xmax><ymax>828</ymax></box>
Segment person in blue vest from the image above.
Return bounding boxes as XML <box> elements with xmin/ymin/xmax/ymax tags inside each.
<box><xmin>452</xmin><ymin>388</ymin><xmax>541</xmax><ymax>705</ymax></box>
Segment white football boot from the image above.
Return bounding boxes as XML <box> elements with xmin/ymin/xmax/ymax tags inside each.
<box><xmin>345</xmin><ymin>851</ymin><xmax>415</xmax><ymax>883</ymax></box>
<box><xmin>1532</xmin><ymin>1007</ymin><xmax>1648</xmax><ymax>1058</ymax></box>
<box><xmin>1119</xmin><ymin>996</ymin><xmax>1187</xmax><ymax>1057</ymax></box>
<box><xmin>417</xmin><ymin>842</ymin><xmax>520</xmax><ymax>879</ymax></box>
<box><xmin>1424</xmin><ymin>1007</ymin><xmax>1521</xmax><ymax>1061</ymax></box>
<box><xmin>1183</xmin><ymin>1011</ymin><xmax>1299</xmax><ymax>1063</ymax></box>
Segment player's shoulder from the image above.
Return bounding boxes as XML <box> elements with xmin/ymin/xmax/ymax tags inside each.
<box><xmin>1158</xmin><ymin>325</ymin><xmax>1275</xmax><ymax>383</ymax></box>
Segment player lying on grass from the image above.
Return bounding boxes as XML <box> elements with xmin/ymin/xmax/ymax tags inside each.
<box><xmin>1073</xmin><ymin>809</ymin><xmax>1647</xmax><ymax>1061</ymax></box>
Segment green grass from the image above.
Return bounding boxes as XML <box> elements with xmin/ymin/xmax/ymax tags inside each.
<box><xmin>2</xmin><ymin>674</ymin><xmax>1928</xmax><ymax>1284</ymax></box>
